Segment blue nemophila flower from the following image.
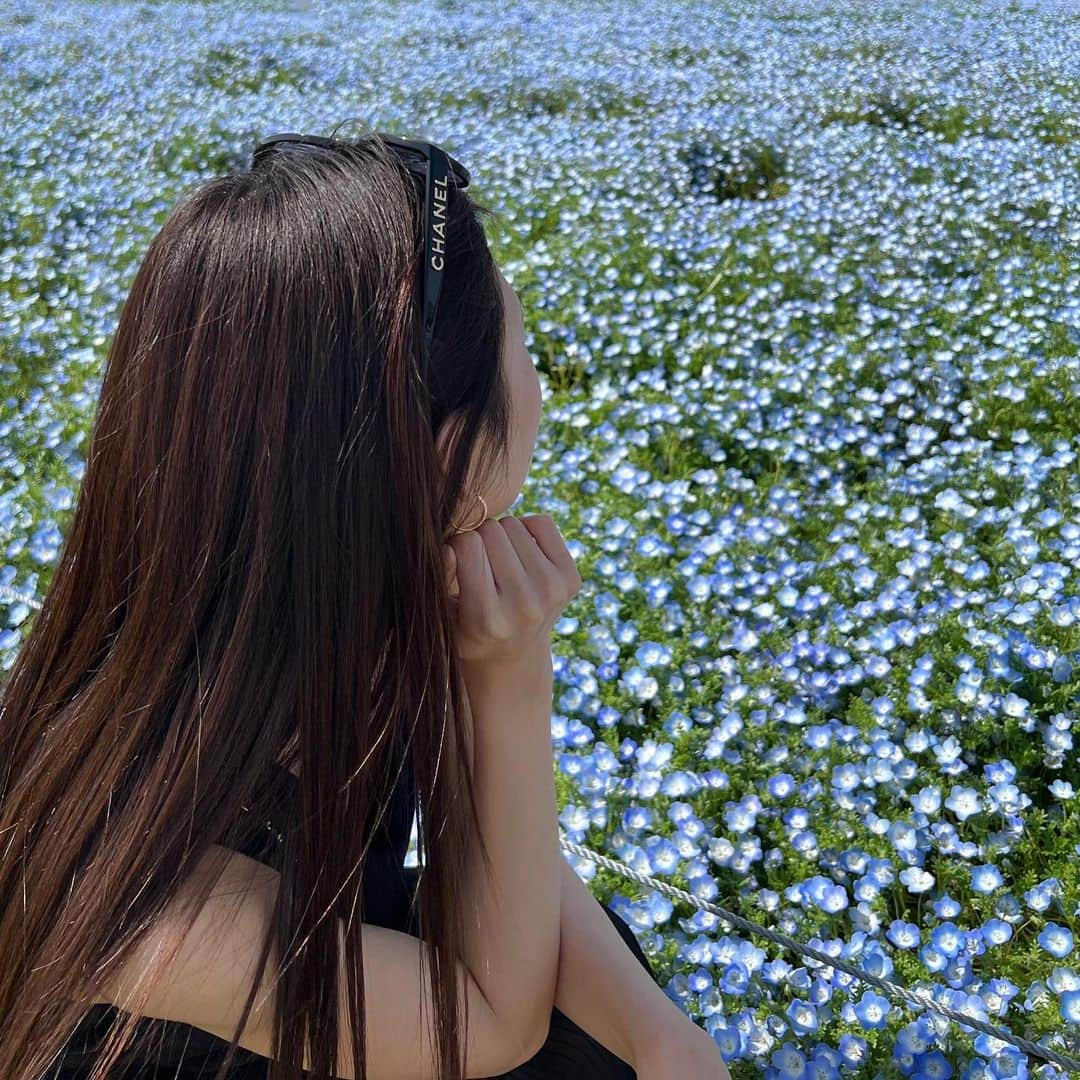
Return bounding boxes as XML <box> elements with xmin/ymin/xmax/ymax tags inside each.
<box><xmin>909</xmin><ymin>785</ymin><xmax>942</xmax><ymax>814</ymax></box>
<box><xmin>804</xmin><ymin>1047</ymin><xmax>842</xmax><ymax>1080</ymax></box>
<box><xmin>622</xmin><ymin>805</ymin><xmax>653</xmax><ymax>832</ymax></box>
<box><xmin>930</xmin><ymin>922</ymin><xmax>965</xmax><ymax>959</ymax></box>
<box><xmin>981</xmin><ymin>919</ymin><xmax>1014</xmax><ymax>947</ymax></box>
<box><xmin>559</xmin><ymin>803</ymin><xmax>591</xmax><ymax>839</ymax></box>
<box><xmin>981</xmin><ymin>977</ymin><xmax>1020</xmax><ymax>1018</ymax></box>
<box><xmin>770</xmin><ymin>1043</ymin><xmax>808</xmax><ymax>1080</ymax></box>
<box><xmin>706</xmin><ymin>1018</ymin><xmax>745</xmax><ymax>1061</ymax></box>
<box><xmin>1048</xmin><ymin>967</ymin><xmax>1080</xmax><ymax>997</ymax></box>
<box><xmin>808</xmin><ymin>974</ymin><xmax>833</xmax><ymax>1005</ymax></box>
<box><xmin>893</xmin><ymin>1020</ymin><xmax>931</xmax><ymax>1060</ymax></box>
<box><xmin>768</xmin><ymin>772</ymin><xmax>797</xmax><ymax>799</ymax></box>
<box><xmin>899</xmin><ymin>867</ymin><xmax>935</xmax><ymax>894</ymax></box>
<box><xmin>986</xmin><ymin>780</ymin><xmax>1030</xmax><ymax>815</ymax></box>
<box><xmin>785</xmin><ymin>997</ymin><xmax>819</xmax><ymax>1036</ymax></box>
<box><xmin>934</xmin><ymin>738</ymin><xmax>967</xmax><ymax>777</ymax></box>
<box><xmin>643</xmin><ymin>890</ymin><xmax>674</xmax><ymax>926</ymax></box>
<box><xmin>851</xmin><ymin>990</ymin><xmax>892</xmax><ymax>1030</ymax></box>
<box><xmin>913</xmin><ymin>1050</ymin><xmax>952</xmax><ymax>1079</ymax></box>
<box><xmin>644</xmin><ymin>836</ymin><xmax>681</xmax><ymax>874</ymax></box>
<box><xmin>837</xmin><ymin>1033</ymin><xmax>869</xmax><ymax>1070</ymax></box>
<box><xmin>933</xmin><ymin>894</ymin><xmax>964</xmax><ymax>920</ymax></box>
<box><xmin>954</xmin><ymin>670</ymin><xmax>983</xmax><ymax>704</ymax></box>
<box><xmin>944</xmin><ymin>785</ymin><xmax>982</xmax><ymax>821</ymax></box>
<box><xmin>887</xmin><ymin>920</ymin><xmax>922</xmax><ymax>949</ymax></box>
<box><xmin>1024</xmin><ymin>878</ymin><xmax>1063</xmax><ymax>914</ymax></box>
<box><xmin>1038</xmin><ymin>923</ymin><xmax>1074</xmax><ymax>959</ymax></box>
<box><xmin>850</xmin><ymin>900</ymin><xmax>882</xmax><ymax>935</ymax></box>
<box><xmin>719</xmin><ymin>960</ymin><xmax>751</xmax><ymax>996</ymax></box>
<box><xmin>724</xmin><ymin>798</ymin><xmax>759</xmax><ymax>833</ymax></box>
<box><xmin>970</xmin><ymin>864</ymin><xmax>1004</xmax><ymax>894</ymax></box>
<box><xmin>920</xmin><ymin>943</ymin><xmax>948</xmax><ymax>975</ymax></box>
<box><xmin>1001</xmin><ymin>692</ymin><xmax>1029</xmax><ymax>718</ymax></box>
<box><xmin>762</xmin><ymin>957</ymin><xmax>794</xmax><ymax>985</ymax></box>
<box><xmin>831</xmin><ymin>763</ymin><xmax>861</xmax><ymax>793</ymax></box>
<box><xmin>858</xmin><ymin>944</ymin><xmax>894</xmax><ymax>981</ymax></box>
<box><xmin>891</xmin><ymin>819</ymin><xmax>925</xmax><ymax>859</ymax></box>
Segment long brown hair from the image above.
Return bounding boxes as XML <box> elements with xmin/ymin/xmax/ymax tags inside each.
<box><xmin>0</xmin><ymin>124</ymin><xmax>512</xmax><ymax>1079</ymax></box>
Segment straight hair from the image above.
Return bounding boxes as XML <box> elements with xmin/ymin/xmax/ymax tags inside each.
<box><xmin>0</xmin><ymin>129</ymin><xmax>513</xmax><ymax>1080</ymax></box>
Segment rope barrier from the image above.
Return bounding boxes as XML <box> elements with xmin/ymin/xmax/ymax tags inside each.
<box><xmin>1</xmin><ymin>585</ymin><xmax>1075</xmax><ymax>1072</ymax></box>
<box><xmin>559</xmin><ymin>836</ymin><xmax>1080</xmax><ymax>1075</ymax></box>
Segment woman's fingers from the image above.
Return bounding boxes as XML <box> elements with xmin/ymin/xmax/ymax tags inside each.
<box><xmin>449</xmin><ymin>528</ymin><xmax>496</xmax><ymax>612</ymax></box>
<box><xmin>472</xmin><ymin>517</ymin><xmax>527</xmax><ymax>592</ymax></box>
<box><xmin>443</xmin><ymin>513</ymin><xmax>581</xmax><ymax>664</ymax></box>
<box><xmin>519</xmin><ymin>515</ymin><xmax>580</xmax><ymax>587</ymax></box>
<box><xmin>495</xmin><ymin>516</ymin><xmax>566</xmax><ymax>615</ymax></box>
<box><xmin>496</xmin><ymin>515</ymin><xmax>550</xmax><ymax>580</ymax></box>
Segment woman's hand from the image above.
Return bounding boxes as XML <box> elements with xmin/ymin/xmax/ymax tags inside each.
<box><xmin>633</xmin><ymin>1022</ymin><xmax>732</xmax><ymax>1080</ymax></box>
<box><xmin>442</xmin><ymin>513</ymin><xmax>581</xmax><ymax>673</ymax></box>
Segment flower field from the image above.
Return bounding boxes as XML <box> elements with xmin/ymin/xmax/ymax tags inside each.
<box><xmin>1</xmin><ymin>0</ymin><xmax>1078</xmax><ymax>1075</ymax></box>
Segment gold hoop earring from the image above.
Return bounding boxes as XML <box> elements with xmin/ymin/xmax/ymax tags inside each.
<box><xmin>449</xmin><ymin>492</ymin><xmax>488</xmax><ymax>534</ymax></box>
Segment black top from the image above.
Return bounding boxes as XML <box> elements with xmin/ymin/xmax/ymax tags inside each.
<box><xmin>51</xmin><ymin>732</ymin><xmax>655</xmax><ymax>1080</ymax></box>
<box><xmin>52</xmin><ymin>735</ymin><xmax>416</xmax><ymax>1080</ymax></box>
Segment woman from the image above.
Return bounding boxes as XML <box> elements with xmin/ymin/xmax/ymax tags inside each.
<box><xmin>0</xmin><ymin>123</ymin><xmax>727</xmax><ymax>1079</ymax></box>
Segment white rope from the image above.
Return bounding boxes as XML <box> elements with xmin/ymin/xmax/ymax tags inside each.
<box><xmin>560</xmin><ymin>836</ymin><xmax>1080</xmax><ymax>1075</ymax></box>
<box><xmin>0</xmin><ymin>584</ymin><xmax>35</xmax><ymax>609</ymax></box>
<box><xmin>1</xmin><ymin>584</ymin><xmax>1075</xmax><ymax>1072</ymax></box>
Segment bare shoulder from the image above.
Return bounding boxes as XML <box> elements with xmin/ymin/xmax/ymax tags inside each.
<box><xmin>94</xmin><ymin>844</ymin><xmax>277</xmax><ymax>1031</ymax></box>
<box><xmin>94</xmin><ymin>844</ymin><xmax>534</xmax><ymax>1079</ymax></box>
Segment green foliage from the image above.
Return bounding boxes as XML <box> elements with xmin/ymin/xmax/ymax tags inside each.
<box><xmin>678</xmin><ymin>136</ymin><xmax>790</xmax><ymax>203</ymax></box>
<box><xmin>192</xmin><ymin>44</ymin><xmax>314</xmax><ymax>94</ymax></box>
